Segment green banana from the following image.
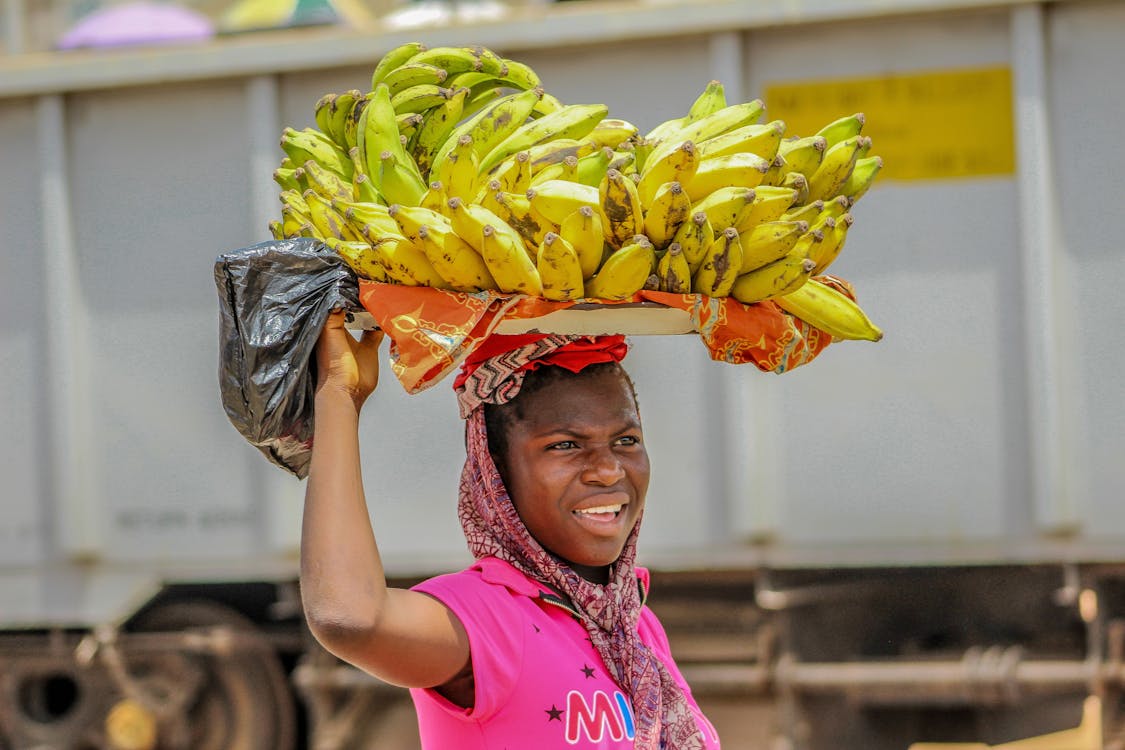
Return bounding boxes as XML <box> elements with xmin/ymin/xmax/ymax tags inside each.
<box><xmin>381</xmin><ymin>62</ymin><xmax>449</xmax><ymax>97</ymax></box>
<box><xmin>816</xmin><ymin>112</ymin><xmax>865</xmax><ymax>149</ymax></box>
<box><xmin>411</xmin><ymin>86</ymin><xmax>469</xmax><ymax>176</ymax></box>
<box><xmin>371</xmin><ymin>41</ymin><xmax>428</xmax><ymax>89</ymax></box>
<box><xmin>685</xmin><ymin>80</ymin><xmax>726</xmax><ymax>123</ymax></box>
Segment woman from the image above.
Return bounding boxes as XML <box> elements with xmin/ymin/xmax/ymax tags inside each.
<box><xmin>301</xmin><ymin>310</ymin><xmax>720</xmax><ymax>748</ymax></box>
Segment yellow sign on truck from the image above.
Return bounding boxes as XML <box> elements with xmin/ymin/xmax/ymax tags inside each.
<box><xmin>765</xmin><ymin>66</ymin><xmax>1015</xmax><ymax>181</ymax></box>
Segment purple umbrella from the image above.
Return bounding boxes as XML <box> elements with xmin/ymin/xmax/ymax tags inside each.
<box><xmin>56</xmin><ymin>2</ymin><xmax>215</xmax><ymax>50</ymax></box>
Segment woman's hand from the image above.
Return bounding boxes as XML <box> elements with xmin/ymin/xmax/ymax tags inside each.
<box><xmin>315</xmin><ymin>310</ymin><xmax>384</xmax><ymax>411</ymax></box>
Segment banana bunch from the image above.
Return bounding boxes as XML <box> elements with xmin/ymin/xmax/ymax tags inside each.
<box><xmin>268</xmin><ymin>43</ymin><xmax>882</xmax><ymax>341</ymax></box>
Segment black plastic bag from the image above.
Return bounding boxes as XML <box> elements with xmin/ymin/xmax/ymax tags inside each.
<box><xmin>214</xmin><ymin>238</ymin><xmax>360</xmax><ymax>478</ymax></box>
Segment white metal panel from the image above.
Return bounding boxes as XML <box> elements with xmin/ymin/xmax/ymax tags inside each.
<box><xmin>743</xmin><ymin>10</ymin><xmax>1023</xmax><ymax>547</ymax></box>
<box><xmin>1047</xmin><ymin>0</ymin><xmax>1125</xmax><ymax>535</ymax></box>
<box><xmin>0</xmin><ymin>96</ymin><xmax>46</xmax><ymax>566</ymax></box>
<box><xmin>64</xmin><ymin>80</ymin><xmax>266</xmax><ymax>562</ymax></box>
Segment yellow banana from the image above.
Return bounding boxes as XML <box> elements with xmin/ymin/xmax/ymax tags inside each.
<box><xmin>388</xmin><ymin>203</ymin><xmax>449</xmax><ymax>243</ymax></box>
<box><xmin>692</xmin><ymin>227</ymin><xmax>742</xmax><ymax>297</ymax></box>
<box><xmin>773</xmin><ymin>278</ymin><xmax>883</xmax><ymax>341</ymax></box>
<box><xmin>269</xmin><ymin>219</ymin><xmax>285</xmax><ymax>240</ymax></box>
<box><xmin>696</xmin><ymin>119</ymin><xmax>786</xmax><ymax>161</ymax></box>
<box><xmin>691</xmin><ymin>186</ymin><xmax>756</xmax><ymax>232</ymax></box>
<box><xmin>411</xmin><ymin>86</ymin><xmax>469</xmax><ymax>176</ymax></box>
<box><xmin>323</xmin><ymin>90</ymin><xmax>362</xmax><ymax>149</ymax></box>
<box><xmin>682</xmin><ymin>151</ymin><xmax>771</xmax><ymax>203</ymax></box>
<box><xmin>377</xmin><ymin>236</ymin><xmax>451</xmax><ymax>288</ymax></box>
<box><xmin>841</xmin><ymin>155</ymin><xmax>883</xmax><ymax>203</ymax></box>
<box><xmin>818</xmin><ymin>195</ymin><xmax>852</xmax><ymax>222</ymax></box>
<box><xmin>371</xmin><ymin>41</ymin><xmax>428</xmax><ymax>88</ymax></box>
<box><xmin>537</xmin><ymin>232</ymin><xmax>585</xmax><ymax>301</ymax></box>
<box><xmin>608</xmin><ymin>148</ymin><xmax>636</xmax><ymax>175</ymax></box>
<box><xmin>644</xmin><ymin>99</ymin><xmax>765</xmax><ymax>169</ymax></box>
<box><xmin>582</xmin><ymin>118</ymin><xmax>639</xmax><ymax>150</ymax></box>
<box><xmin>685</xmin><ymin>80</ymin><xmax>726</xmax><ymax>123</ymax></box>
<box><xmin>395</xmin><ymin>113</ymin><xmax>425</xmax><ymax>144</ymax></box>
<box><xmin>583</xmin><ymin>236</ymin><xmax>655</xmax><ymax>300</ymax></box>
<box><xmin>736</xmin><ymin>186</ymin><xmax>799</xmax><ymax>233</ymax></box>
<box><xmin>815</xmin><ymin>112</ymin><xmax>865</xmax><ymax>149</ymax></box>
<box><xmin>420</xmin><ymin>180</ymin><xmax>449</xmax><ymax>213</ymax></box>
<box><xmin>377</xmin><ymin>150</ymin><xmax>427</xmax><ymax>206</ymax></box>
<box><xmin>430</xmin><ymin>88</ymin><xmax>542</xmax><ymax>185</ymax></box>
<box><xmin>807</xmin><ymin>213</ymin><xmax>852</xmax><ymax>274</ymax></box>
<box><xmin>527</xmin><ymin>180</ymin><xmax>601</xmax><ymax>226</ymax></box>
<box><xmin>531</xmin><ymin>155</ymin><xmax>580</xmax><ymax>186</ymax></box>
<box><xmin>326</xmin><ymin>237</ymin><xmax>391</xmax><ymax>282</ymax></box>
<box><xmin>445</xmin><ymin>197</ymin><xmax>541</xmax><ymax>294</ymax></box>
<box><xmin>302</xmin><ymin>158</ymin><xmax>354</xmax><ymax>201</ymax></box>
<box><xmin>479</xmin><ymin>223</ymin><xmax>543</xmax><ymax>295</ymax></box>
<box><xmin>657</xmin><ymin>243</ymin><xmax>692</xmax><ymax>294</ymax></box>
<box><xmin>729</xmin><ymin>250</ymin><xmax>816</xmax><ymax>304</ymax></box>
<box><xmin>780</xmin><ymin>199</ymin><xmax>824</xmax><ymax>224</ymax></box>
<box><xmin>416</xmin><ymin>223</ymin><xmax>497</xmax><ymax>292</ymax></box>
<box><xmin>489</xmin><ymin>189</ymin><xmax>554</xmax><ymax>247</ymax></box>
<box><xmin>280</xmin><ymin>205</ymin><xmax>308</xmax><ymax>237</ymax></box>
<box><xmin>670</xmin><ymin>210</ymin><xmax>714</xmax><ymax>273</ymax></box>
<box><xmin>314</xmin><ymin>92</ymin><xmax>339</xmax><ymax>141</ymax></box>
<box><xmin>435</xmin><ymin>133</ymin><xmax>480</xmax><ymax>202</ymax></box>
<box><xmin>599</xmin><ymin>168</ymin><xmax>644</xmax><ymax>248</ymax></box>
<box><xmin>341</xmin><ymin>93</ymin><xmax>370</xmax><ymax>152</ymax></box>
<box><xmin>381</xmin><ymin>62</ymin><xmax>450</xmax><ymax>97</ymax></box>
<box><xmin>303</xmin><ymin>189</ymin><xmax>363</xmax><ymax>241</ymax></box>
<box><xmin>526</xmin><ymin>139</ymin><xmax>598</xmax><ymax>174</ymax></box>
<box><xmin>335</xmin><ymin>198</ymin><xmax>399</xmax><ymax>237</ymax></box>
<box><xmin>738</xmin><ymin>219</ymin><xmax>809</xmax><ymax>273</ymax></box>
<box><xmin>559</xmin><ymin>206</ymin><xmax>606</xmax><ymax>279</ymax></box>
<box><xmin>806</xmin><ymin>134</ymin><xmax>866</xmax><ymax>203</ymax></box>
<box><xmin>480</xmin><ymin>103</ymin><xmax>609</xmax><ymax>174</ymax></box>
<box><xmin>637</xmin><ymin>140</ymin><xmax>699</xmax><ymax>208</ymax></box>
<box><xmin>771</xmin><ymin>135</ymin><xmax>827</xmax><ymax>183</ymax></box>
<box><xmin>491</xmin><ymin>150</ymin><xmax>533</xmax><ymax>194</ymax></box>
<box><xmin>780</xmin><ymin>171</ymin><xmax>809</xmax><ymax>207</ymax></box>
<box><xmin>642</xmin><ymin>181</ymin><xmax>692</xmax><ymax>249</ymax></box>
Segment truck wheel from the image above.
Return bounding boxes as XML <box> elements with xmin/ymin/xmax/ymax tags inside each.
<box><xmin>129</xmin><ymin>599</ymin><xmax>297</xmax><ymax>750</ymax></box>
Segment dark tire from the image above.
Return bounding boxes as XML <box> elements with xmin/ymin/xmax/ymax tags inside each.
<box><xmin>130</xmin><ymin>599</ymin><xmax>297</xmax><ymax>750</ymax></box>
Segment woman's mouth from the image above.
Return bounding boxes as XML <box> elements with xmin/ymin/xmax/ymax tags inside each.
<box><xmin>573</xmin><ymin>503</ymin><xmax>625</xmax><ymax>523</ymax></box>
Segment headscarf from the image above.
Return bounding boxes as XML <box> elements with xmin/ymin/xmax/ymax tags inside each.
<box><xmin>453</xmin><ymin>334</ymin><xmax>705</xmax><ymax>749</ymax></box>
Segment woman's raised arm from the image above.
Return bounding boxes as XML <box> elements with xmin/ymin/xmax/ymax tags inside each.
<box><xmin>300</xmin><ymin>311</ymin><xmax>470</xmax><ymax>689</ymax></box>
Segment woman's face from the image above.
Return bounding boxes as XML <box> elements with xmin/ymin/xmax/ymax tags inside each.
<box><xmin>499</xmin><ymin>368</ymin><xmax>650</xmax><ymax>584</ymax></box>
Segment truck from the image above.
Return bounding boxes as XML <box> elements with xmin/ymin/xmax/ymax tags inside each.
<box><xmin>1</xmin><ymin>0</ymin><xmax>1123</xmax><ymax>747</ymax></box>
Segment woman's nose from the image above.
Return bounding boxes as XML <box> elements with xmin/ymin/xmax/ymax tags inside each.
<box><xmin>583</xmin><ymin>446</ymin><xmax>626</xmax><ymax>484</ymax></box>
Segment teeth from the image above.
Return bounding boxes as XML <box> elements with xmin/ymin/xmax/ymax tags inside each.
<box><xmin>575</xmin><ymin>504</ymin><xmax>623</xmax><ymax>515</ymax></box>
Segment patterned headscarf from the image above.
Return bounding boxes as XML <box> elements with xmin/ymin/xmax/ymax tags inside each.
<box><xmin>454</xmin><ymin>334</ymin><xmax>705</xmax><ymax>749</ymax></box>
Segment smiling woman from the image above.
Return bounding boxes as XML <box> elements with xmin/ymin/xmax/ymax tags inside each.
<box><xmin>300</xmin><ymin>315</ymin><xmax>720</xmax><ymax>749</ymax></box>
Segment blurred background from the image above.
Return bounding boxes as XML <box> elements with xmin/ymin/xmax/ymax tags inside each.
<box><xmin>1</xmin><ymin>0</ymin><xmax>1123</xmax><ymax>748</ymax></box>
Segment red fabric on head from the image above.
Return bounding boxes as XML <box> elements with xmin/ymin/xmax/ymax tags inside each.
<box><xmin>452</xmin><ymin>334</ymin><xmax>630</xmax><ymax>418</ymax></box>
<box><xmin>453</xmin><ymin>333</ymin><xmax>627</xmax><ymax>391</ymax></box>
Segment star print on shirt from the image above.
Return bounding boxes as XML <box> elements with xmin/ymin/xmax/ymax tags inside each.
<box><xmin>545</xmin><ymin>704</ymin><xmax>564</xmax><ymax>721</ymax></box>
<box><xmin>581</xmin><ymin>664</ymin><xmax>596</xmax><ymax>679</ymax></box>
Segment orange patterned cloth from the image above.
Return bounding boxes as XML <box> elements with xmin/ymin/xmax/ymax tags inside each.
<box><xmin>358</xmin><ymin>279</ymin><xmax>853</xmax><ymax>394</ymax></box>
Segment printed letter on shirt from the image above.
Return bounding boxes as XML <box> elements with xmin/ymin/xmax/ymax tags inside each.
<box><xmin>565</xmin><ymin>690</ymin><xmax>635</xmax><ymax>743</ymax></box>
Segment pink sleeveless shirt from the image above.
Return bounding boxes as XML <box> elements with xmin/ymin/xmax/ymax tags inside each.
<box><xmin>409</xmin><ymin>557</ymin><xmax>721</xmax><ymax>749</ymax></box>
